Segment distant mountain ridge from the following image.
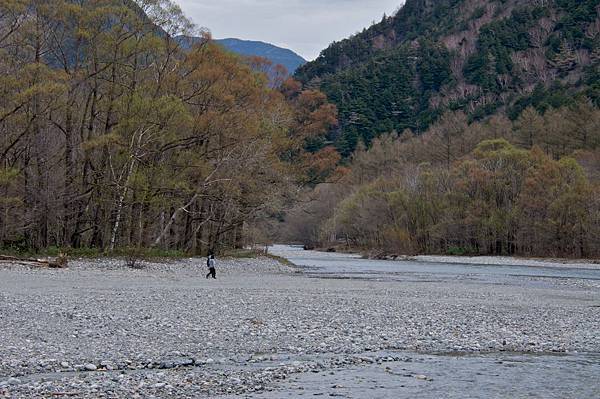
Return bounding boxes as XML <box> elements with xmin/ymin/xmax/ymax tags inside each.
<box><xmin>217</xmin><ymin>38</ymin><xmax>307</xmax><ymax>74</ymax></box>
<box><xmin>176</xmin><ymin>36</ymin><xmax>307</xmax><ymax>74</ymax></box>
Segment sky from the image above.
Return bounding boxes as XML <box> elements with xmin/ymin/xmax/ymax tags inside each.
<box><xmin>172</xmin><ymin>0</ymin><xmax>403</xmax><ymax>60</ymax></box>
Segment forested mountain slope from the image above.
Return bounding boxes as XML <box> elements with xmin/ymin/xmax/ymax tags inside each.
<box><xmin>296</xmin><ymin>0</ymin><xmax>600</xmax><ymax>156</ymax></box>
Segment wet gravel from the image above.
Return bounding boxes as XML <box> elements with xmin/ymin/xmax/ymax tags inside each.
<box><xmin>0</xmin><ymin>254</ymin><xmax>599</xmax><ymax>398</ymax></box>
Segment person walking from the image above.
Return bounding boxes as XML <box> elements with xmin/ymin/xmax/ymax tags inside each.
<box><xmin>205</xmin><ymin>254</ymin><xmax>216</xmax><ymax>279</ymax></box>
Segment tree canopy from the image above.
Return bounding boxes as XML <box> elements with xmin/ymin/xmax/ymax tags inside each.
<box><xmin>0</xmin><ymin>0</ymin><xmax>338</xmax><ymax>254</ymax></box>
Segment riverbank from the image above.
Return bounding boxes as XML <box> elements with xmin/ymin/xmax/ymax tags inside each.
<box><xmin>410</xmin><ymin>254</ymin><xmax>600</xmax><ymax>270</ymax></box>
<box><xmin>311</xmin><ymin>245</ymin><xmax>600</xmax><ymax>270</ymax></box>
<box><xmin>1</xmin><ymin>254</ymin><xmax>599</xmax><ymax>397</ymax></box>
<box><xmin>276</xmin><ymin>244</ymin><xmax>600</xmax><ymax>271</ymax></box>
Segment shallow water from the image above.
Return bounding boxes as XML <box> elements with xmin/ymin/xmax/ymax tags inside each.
<box><xmin>19</xmin><ymin>351</ymin><xmax>600</xmax><ymax>399</ymax></box>
<box><xmin>270</xmin><ymin>245</ymin><xmax>600</xmax><ymax>285</ymax></box>
<box><xmin>244</xmin><ymin>351</ymin><xmax>600</xmax><ymax>399</ymax></box>
<box><xmin>259</xmin><ymin>245</ymin><xmax>600</xmax><ymax>398</ymax></box>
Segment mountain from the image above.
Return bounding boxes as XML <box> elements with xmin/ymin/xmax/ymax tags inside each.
<box><xmin>176</xmin><ymin>36</ymin><xmax>307</xmax><ymax>74</ymax></box>
<box><xmin>216</xmin><ymin>39</ymin><xmax>307</xmax><ymax>74</ymax></box>
<box><xmin>296</xmin><ymin>0</ymin><xmax>600</xmax><ymax>156</ymax></box>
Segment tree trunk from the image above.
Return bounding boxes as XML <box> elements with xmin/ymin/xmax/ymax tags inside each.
<box><xmin>109</xmin><ymin>159</ymin><xmax>136</xmax><ymax>251</ymax></box>
<box><xmin>153</xmin><ymin>193</ymin><xmax>199</xmax><ymax>247</ymax></box>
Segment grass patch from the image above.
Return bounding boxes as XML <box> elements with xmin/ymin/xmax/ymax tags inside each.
<box><xmin>221</xmin><ymin>248</ymin><xmax>293</xmax><ymax>265</ymax></box>
<box><xmin>110</xmin><ymin>247</ymin><xmax>188</xmax><ymax>260</ymax></box>
<box><xmin>0</xmin><ymin>246</ymin><xmax>188</xmax><ymax>260</ymax></box>
<box><xmin>1</xmin><ymin>245</ymin><xmax>292</xmax><ymax>264</ymax></box>
<box><xmin>221</xmin><ymin>248</ymin><xmax>261</xmax><ymax>259</ymax></box>
<box><xmin>265</xmin><ymin>253</ymin><xmax>293</xmax><ymax>266</ymax></box>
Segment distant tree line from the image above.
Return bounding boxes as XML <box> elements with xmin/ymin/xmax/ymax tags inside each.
<box><xmin>284</xmin><ymin>103</ymin><xmax>600</xmax><ymax>258</ymax></box>
<box><xmin>0</xmin><ymin>0</ymin><xmax>337</xmax><ymax>254</ymax></box>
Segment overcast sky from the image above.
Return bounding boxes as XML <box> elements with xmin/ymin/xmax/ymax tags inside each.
<box><xmin>173</xmin><ymin>0</ymin><xmax>403</xmax><ymax>60</ymax></box>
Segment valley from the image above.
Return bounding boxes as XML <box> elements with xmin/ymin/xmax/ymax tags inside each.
<box><xmin>0</xmin><ymin>1</ymin><xmax>599</xmax><ymax>397</ymax></box>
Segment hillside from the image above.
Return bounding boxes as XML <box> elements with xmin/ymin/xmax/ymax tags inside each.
<box><xmin>296</xmin><ymin>0</ymin><xmax>600</xmax><ymax>156</ymax></box>
<box><xmin>176</xmin><ymin>36</ymin><xmax>307</xmax><ymax>74</ymax></box>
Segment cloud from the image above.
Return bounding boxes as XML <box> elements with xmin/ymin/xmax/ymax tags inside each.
<box><xmin>173</xmin><ymin>0</ymin><xmax>402</xmax><ymax>60</ymax></box>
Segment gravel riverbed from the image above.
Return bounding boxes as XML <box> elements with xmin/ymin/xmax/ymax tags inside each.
<box><xmin>0</xmin><ymin>255</ymin><xmax>599</xmax><ymax>398</ymax></box>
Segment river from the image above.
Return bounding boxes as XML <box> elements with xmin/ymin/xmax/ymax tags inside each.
<box><xmin>253</xmin><ymin>245</ymin><xmax>600</xmax><ymax>399</ymax></box>
<box><xmin>270</xmin><ymin>244</ymin><xmax>600</xmax><ymax>285</ymax></box>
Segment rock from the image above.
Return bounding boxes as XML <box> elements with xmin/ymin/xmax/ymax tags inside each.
<box><xmin>60</xmin><ymin>362</ymin><xmax>70</xmax><ymax>368</ymax></box>
<box><xmin>175</xmin><ymin>358</ymin><xmax>194</xmax><ymax>367</ymax></box>
<box><xmin>7</xmin><ymin>377</ymin><xmax>21</xmax><ymax>385</ymax></box>
<box><xmin>159</xmin><ymin>361</ymin><xmax>174</xmax><ymax>369</ymax></box>
<box><xmin>84</xmin><ymin>364</ymin><xmax>98</xmax><ymax>371</ymax></box>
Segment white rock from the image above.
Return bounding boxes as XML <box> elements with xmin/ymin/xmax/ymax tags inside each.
<box><xmin>84</xmin><ymin>364</ymin><xmax>97</xmax><ymax>371</ymax></box>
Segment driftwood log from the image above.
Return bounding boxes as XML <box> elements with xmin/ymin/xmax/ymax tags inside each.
<box><xmin>0</xmin><ymin>255</ymin><xmax>68</xmax><ymax>268</ymax></box>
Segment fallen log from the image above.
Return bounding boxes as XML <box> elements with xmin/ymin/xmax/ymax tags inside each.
<box><xmin>0</xmin><ymin>254</ymin><xmax>68</xmax><ymax>268</ymax></box>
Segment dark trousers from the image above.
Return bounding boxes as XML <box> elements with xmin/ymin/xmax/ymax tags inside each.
<box><xmin>206</xmin><ymin>267</ymin><xmax>216</xmax><ymax>279</ymax></box>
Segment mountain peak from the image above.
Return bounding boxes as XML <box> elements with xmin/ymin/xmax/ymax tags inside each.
<box><xmin>176</xmin><ymin>36</ymin><xmax>307</xmax><ymax>75</ymax></box>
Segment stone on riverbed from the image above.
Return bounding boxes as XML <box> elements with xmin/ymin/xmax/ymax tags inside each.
<box><xmin>0</xmin><ymin>254</ymin><xmax>598</xmax><ymax>398</ymax></box>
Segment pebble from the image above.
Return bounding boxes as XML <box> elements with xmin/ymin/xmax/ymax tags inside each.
<box><xmin>0</xmin><ymin>255</ymin><xmax>597</xmax><ymax>398</ymax></box>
